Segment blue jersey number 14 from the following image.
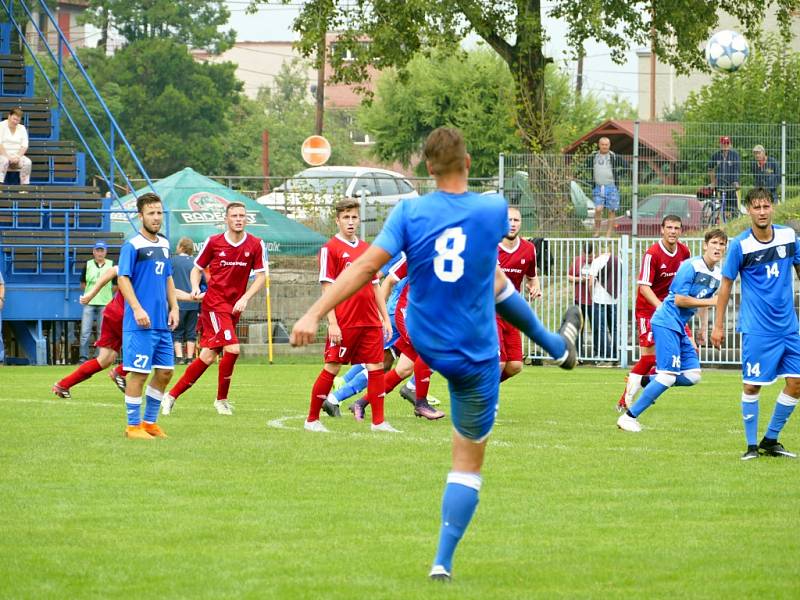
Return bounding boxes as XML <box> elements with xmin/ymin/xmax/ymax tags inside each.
<box><xmin>433</xmin><ymin>227</ymin><xmax>466</xmax><ymax>283</ymax></box>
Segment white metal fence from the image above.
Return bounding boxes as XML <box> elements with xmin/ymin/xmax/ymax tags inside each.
<box><xmin>524</xmin><ymin>236</ymin><xmax>747</xmax><ymax>367</ymax></box>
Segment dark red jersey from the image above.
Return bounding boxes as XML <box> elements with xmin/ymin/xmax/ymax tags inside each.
<box><xmin>497</xmin><ymin>238</ymin><xmax>537</xmax><ymax>292</ymax></box>
<box><xmin>319</xmin><ymin>234</ymin><xmax>380</xmax><ymax>328</ymax></box>
<box><xmin>195</xmin><ymin>232</ymin><xmax>266</xmax><ymax>314</ymax></box>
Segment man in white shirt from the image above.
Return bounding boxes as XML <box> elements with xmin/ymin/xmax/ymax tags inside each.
<box><xmin>0</xmin><ymin>107</ymin><xmax>32</xmax><ymax>184</ymax></box>
<box><xmin>589</xmin><ymin>249</ymin><xmax>619</xmax><ymax>361</ymax></box>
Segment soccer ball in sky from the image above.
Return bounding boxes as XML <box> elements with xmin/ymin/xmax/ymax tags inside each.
<box><xmin>705</xmin><ymin>30</ymin><xmax>750</xmax><ymax>72</ymax></box>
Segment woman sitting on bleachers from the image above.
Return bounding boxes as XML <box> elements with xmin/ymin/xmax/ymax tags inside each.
<box><xmin>0</xmin><ymin>107</ymin><xmax>32</xmax><ymax>185</ymax></box>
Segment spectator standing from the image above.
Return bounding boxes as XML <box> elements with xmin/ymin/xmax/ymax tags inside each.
<box><xmin>170</xmin><ymin>237</ymin><xmax>203</xmax><ymax>365</ymax></box>
<box><xmin>751</xmin><ymin>144</ymin><xmax>780</xmax><ymax>203</ymax></box>
<box><xmin>567</xmin><ymin>243</ymin><xmax>594</xmax><ymax>356</ymax></box>
<box><xmin>590</xmin><ymin>137</ymin><xmax>627</xmax><ymax>237</ymax></box>
<box><xmin>707</xmin><ymin>135</ymin><xmax>741</xmax><ymax>221</ymax></box>
<box><xmin>0</xmin><ymin>265</ymin><xmax>5</xmax><ymax>365</ymax></box>
<box><xmin>78</xmin><ymin>241</ymin><xmax>115</xmax><ymax>363</ymax></box>
<box><xmin>589</xmin><ymin>248</ymin><xmax>619</xmax><ymax>361</ymax></box>
<box><xmin>0</xmin><ymin>108</ymin><xmax>32</xmax><ymax>184</ymax></box>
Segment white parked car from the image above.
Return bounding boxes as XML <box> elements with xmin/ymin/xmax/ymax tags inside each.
<box><xmin>256</xmin><ymin>166</ymin><xmax>419</xmax><ymax>232</ymax></box>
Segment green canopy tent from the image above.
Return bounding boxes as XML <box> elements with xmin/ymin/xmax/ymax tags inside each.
<box><xmin>111</xmin><ymin>167</ymin><xmax>327</xmax><ymax>256</ymax></box>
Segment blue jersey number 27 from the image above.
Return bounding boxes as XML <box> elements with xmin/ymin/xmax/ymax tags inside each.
<box><xmin>434</xmin><ymin>227</ymin><xmax>466</xmax><ymax>283</ymax></box>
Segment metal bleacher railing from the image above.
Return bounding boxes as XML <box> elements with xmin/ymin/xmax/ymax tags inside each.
<box><xmin>0</xmin><ymin>2</ymin><xmax>154</xmax><ymax>364</ymax></box>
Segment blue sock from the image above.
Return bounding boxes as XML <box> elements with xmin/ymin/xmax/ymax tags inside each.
<box><xmin>343</xmin><ymin>364</ymin><xmax>364</xmax><ymax>384</ymax></box>
<box><xmin>333</xmin><ymin>366</ymin><xmax>368</xmax><ymax>403</ymax></box>
<box><xmin>765</xmin><ymin>392</ymin><xmax>798</xmax><ymax>439</ymax></box>
<box><xmin>741</xmin><ymin>393</ymin><xmax>759</xmax><ymax>446</ymax></box>
<box><xmin>143</xmin><ymin>386</ymin><xmax>163</xmax><ymax>423</ymax></box>
<box><xmin>495</xmin><ymin>286</ymin><xmax>566</xmax><ymax>360</ymax></box>
<box><xmin>433</xmin><ymin>472</ymin><xmax>481</xmax><ymax>573</ymax></box>
<box><xmin>629</xmin><ymin>381</ymin><xmax>669</xmax><ymax>418</ymax></box>
<box><xmin>125</xmin><ymin>395</ymin><xmax>142</xmax><ymax>426</ymax></box>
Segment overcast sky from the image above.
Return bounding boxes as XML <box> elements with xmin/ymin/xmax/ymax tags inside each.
<box><xmin>225</xmin><ymin>1</ymin><xmax>641</xmax><ymax>106</ymax></box>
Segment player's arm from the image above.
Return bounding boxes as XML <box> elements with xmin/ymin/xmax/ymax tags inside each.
<box><xmin>233</xmin><ymin>271</ymin><xmax>266</xmax><ymax>314</ymax></box>
<box><xmin>674</xmin><ymin>294</ymin><xmax>717</xmax><ymax>309</ymax></box>
<box><xmin>117</xmin><ymin>275</ymin><xmax>150</xmax><ymax>329</ymax></box>
<box><xmin>526</xmin><ymin>275</ymin><xmax>542</xmax><ymax>300</ymax></box>
<box><xmin>291</xmin><ymin>246</ymin><xmax>392</xmax><ymax>346</ymax></box>
<box><xmin>694</xmin><ymin>307</ymin><xmax>709</xmax><ymax>346</ymax></box>
<box><xmin>710</xmin><ymin>276</ymin><xmax>734</xmax><ymax>348</ymax></box>
<box><xmin>80</xmin><ymin>265</ymin><xmax>118</xmax><ymax>304</ymax></box>
<box><xmin>166</xmin><ymin>276</ymin><xmax>179</xmax><ymax>330</ymax></box>
<box><xmin>320</xmin><ymin>281</ymin><xmax>341</xmax><ymax>344</ymax></box>
<box><xmin>373</xmin><ymin>282</ymin><xmax>392</xmax><ymax>341</ymax></box>
<box><xmin>794</xmin><ymin>263</ymin><xmax>800</xmax><ymax>281</ymax></box>
<box><xmin>638</xmin><ymin>284</ymin><xmax>662</xmax><ymax>310</ymax></box>
<box><xmin>189</xmin><ymin>266</ymin><xmax>205</xmax><ymax>299</ymax></box>
<box><xmin>380</xmin><ymin>272</ymin><xmax>398</xmax><ymax>303</ymax></box>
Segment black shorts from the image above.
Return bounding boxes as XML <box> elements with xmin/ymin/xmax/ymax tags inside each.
<box><xmin>172</xmin><ymin>309</ymin><xmax>199</xmax><ymax>343</ymax></box>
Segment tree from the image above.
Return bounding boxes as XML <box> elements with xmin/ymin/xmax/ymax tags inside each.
<box><xmin>42</xmin><ymin>40</ymin><xmax>244</xmax><ymax>180</ymax></box>
<box><xmin>82</xmin><ymin>0</ymin><xmax>235</xmax><ymax>53</ymax></box>
<box><xmin>254</xmin><ymin>0</ymin><xmax>800</xmax><ymax>152</ymax></box>
<box><xmin>254</xmin><ymin>59</ymin><xmax>360</xmax><ymax>178</ymax></box>
<box><xmin>358</xmin><ymin>48</ymin><xmax>637</xmax><ymax>177</ymax></box>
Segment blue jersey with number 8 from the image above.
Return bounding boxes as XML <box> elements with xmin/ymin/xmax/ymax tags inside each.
<box><xmin>118</xmin><ymin>233</ymin><xmax>173</xmax><ymax>332</ymax></box>
<box><xmin>373</xmin><ymin>190</ymin><xmax>508</xmax><ymax>362</ymax></box>
<box><xmin>722</xmin><ymin>224</ymin><xmax>800</xmax><ymax>335</ymax></box>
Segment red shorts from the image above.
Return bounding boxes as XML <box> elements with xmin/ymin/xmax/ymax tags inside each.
<box><xmin>324</xmin><ymin>325</ymin><xmax>384</xmax><ymax>364</ymax></box>
<box><xmin>497</xmin><ymin>317</ymin><xmax>523</xmax><ymax>363</ymax></box>
<box><xmin>636</xmin><ymin>314</ymin><xmax>655</xmax><ymax>348</ymax></box>
<box><xmin>393</xmin><ymin>306</ymin><xmax>418</xmax><ymax>360</ymax></box>
<box><xmin>200</xmin><ymin>310</ymin><xmax>240</xmax><ymax>349</ymax></box>
<box><xmin>95</xmin><ymin>306</ymin><xmax>123</xmax><ymax>353</ymax></box>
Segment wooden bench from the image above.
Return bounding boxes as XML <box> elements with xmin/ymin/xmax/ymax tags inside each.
<box><xmin>0</xmin><ymin>97</ymin><xmax>56</xmax><ymax>140</ymax></box>
<box><xmin>0</xmin><ymin>185</ymin><xmax>105</xmax><ymax>229</ymax></box>
<box><xmin>0</xmin><ymin>54</ymin><xmax>31</xmax><ymax>96</ymax></box>
<box><xmin>6</xmin><ymin>140</ymin><xmax>86</xmax><ymax>185</ymax></box>
<box><xmin>0</xmin><ymin>230</ymin><xmax>124</xmax><ymax>274</ymax></box>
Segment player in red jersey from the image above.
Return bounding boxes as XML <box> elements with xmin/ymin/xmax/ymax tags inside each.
<box><xmin>617</xmin><ymin>215</ymin><xmax>690</xmax><ymax>410</ymax></box>
<box><xmin>52</xmin><ymin>266</ymin><xmax>199</xmax><ymax>398</ymax></box>
<box><xmin>352</xmin><ymin>256</ymin><xmax>445</xmax><ymax>420</ymax></box>
<box><xmin>305</xmin><ymin>198</ymin><xmax>396</xmax><ymax>432</ymax></box>
<box><xmin>497</xmin><ymin>206</ymin><xmax>540</xmax><ymax>381</ymax></box>
<box><xmin>162</xmin><ymin>202</ymin><xmax>266</xmax><ymax>416</ymax></box>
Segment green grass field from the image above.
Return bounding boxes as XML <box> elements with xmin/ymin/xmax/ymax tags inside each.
<box><xmin>1</xmin><ymin>363</ymin><xmax>799</xmax><ymax>598</ymax></box>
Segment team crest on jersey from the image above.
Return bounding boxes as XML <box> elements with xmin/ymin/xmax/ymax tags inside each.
<box><xmin>245</xmin><ymin>251</ymin><xmax>250</xmax><ymax>257</ymax></box>
<box><xmin>778</xmin><ymin>246</ymin><xmax>787</xmax><ymax>258</ymax></box>
<box><xmin>521</xmin><ymin>258</ymin><xmax>526</xmax><ymax>264</ymax></box>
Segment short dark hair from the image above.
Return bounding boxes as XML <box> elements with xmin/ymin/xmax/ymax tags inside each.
<box><xmin>225</xmin><ymin>201</ymin><xmax>246</xmax><ymax>215</ymax></box>
<box><xmin>423</xmin><ymin>127</ymin><xmax>467</xmax><ymax>176</ymax></box>
<box><xmin>334</xmin><ymin>198</ymin><xmax>360</xmax><ymax>216</ymax></box>
<box><xmin>661</xmin><ymin>214</ymin><xmax>682</xmax><ymax>227</ymax></box>
<box><xmin>136</xmin><ymin>192</ymin><xmax>162</xmax><ymax>213</ymax></box>
<box><xmin>8</xmin><ymin>107</ymin><xmax>22</xmax><ymax>118</ymax></box>
<box><xmin>704</xmin><ymin>228</ymin><xmax>728</xmax><ymax>244</ymax></box>
<box><xmin>745</xmin><ymin>187</ymin><xmax>772</xmax><ymax>206</ymax></box>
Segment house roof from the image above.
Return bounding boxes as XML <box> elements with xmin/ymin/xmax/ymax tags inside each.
<box><xmin>563</xmin><ymin>119</ymin><xmax>684</xmax><ymax>161</ymax></box>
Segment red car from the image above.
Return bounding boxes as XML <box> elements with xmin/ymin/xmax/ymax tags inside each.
<box><xmin>609</xmin><ymin>193</ymin><xmax>705</xmax><ymax>236</ymax></box>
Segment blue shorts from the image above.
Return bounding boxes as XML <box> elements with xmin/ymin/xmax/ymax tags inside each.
<box><xmin>123</xmin><ymin>329</ymin><xmax>175</xmax><ymax>373</ymax></box>
<box><xmin>653</xmin><ymin>324</ymin><xmax>699</xmax><ymax>374</ymax></box>
<box><xmin>423</xmin><ymin>355</ymin><xmax>499</xmax><ymax>441</ymax></box>
<box><xmin>593</xmin><ymin>184</ymin><xmax>620</xmax><ymax>211</ymax></box>
<box><xmin>742</xmin><ymin>333</ymin><xmax>800</xmax><ymax>385</ymax></box>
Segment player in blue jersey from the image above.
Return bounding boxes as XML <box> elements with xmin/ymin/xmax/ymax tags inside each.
<box><xmin>617</xmin><ymin>229</ymin><xmax>727</xmax><ymax>432</ymax></box>
<box><xmin>712</xmin><ymin>187</ymin><xmax>800</xmax><ymax>460</ymax></box>
<box><xmin>290</xmin><ymin>127</ymin><xmax>582</xmax><ymax>581</ymax></box>
<box><xmin>117</xmin><ymin>192</ymin><xmax>178</xmax><ymax>440</ymax></box>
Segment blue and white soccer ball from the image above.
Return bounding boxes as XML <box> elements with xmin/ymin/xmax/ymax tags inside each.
<box><xmin>705</xmin><ymin>30</ymin><xmax>750</xmax><ymax>72</ymax></box>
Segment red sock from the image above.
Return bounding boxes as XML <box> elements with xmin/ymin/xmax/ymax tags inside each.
<box><xmin>169</xmin><ymin>358</ymin><xmax>210</xmax><ymax>399</ymax></box>
<box><xmin>500</xmin><ymin>370</ymin><xmax>512</xmax><ymax>383</ymax></box>
<box><xmin>113</xmin><ymin>364</ymin><xmax>128</xmax><ymax>377</ymax></box>
<box><xmin>217</xmin><ymin>352</ymin><xmax>239</xmax><ymax>400</ymax></box>
<box><xmin>384</xmin><ymin>369</ymin><xmax>403</xmax><ymax>394</ymax></box>
<box><xmin>308</xmin><ymin>369</ymin><xmax>336</xmax><ymax>422</ymax></box>
<box><xmin>631</xmin><ymin>354</ymin><xmax>656</xmax><ymax>375</ymax></box>
<box><xmin>58</xmin><ymin>358</ymin><xmax>103</xmax><ymax>389</ymax></box>
<box><xmin>367</xmin><ymin>369</ymin><xmax>385</xmax><ymax>425</ymax></box>
<box><xmin>413</xmin><ymin>357</ymin><xmax>431</xmax><ymax>400</ymax></box>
